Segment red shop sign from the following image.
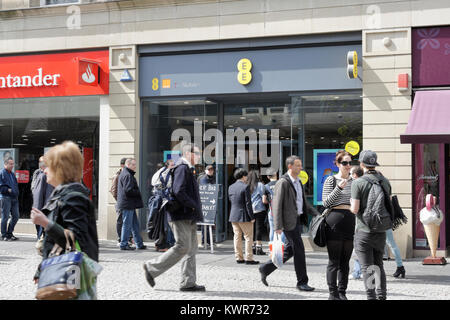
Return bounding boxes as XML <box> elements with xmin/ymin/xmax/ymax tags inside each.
<box><xmin>0</xmin><ymin>50</ymin><xmax>109</xmax><ymax>99</ymax></box>
<box><xmin>15</xmin><ymin>170</ymin><xmax>30</xmax><ymax>183</ymax></box>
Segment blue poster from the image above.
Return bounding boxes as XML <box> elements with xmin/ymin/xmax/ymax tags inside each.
<box><xmin>313</xmin><ymin>149</ymin><xmax>339</xmax><ymax>205</ymax></box>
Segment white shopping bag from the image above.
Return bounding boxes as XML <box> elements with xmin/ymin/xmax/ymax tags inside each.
<box><xmin>270</xmin><ymin>234</ymin><xmax>284</xmax><ymax>269</ymax></box>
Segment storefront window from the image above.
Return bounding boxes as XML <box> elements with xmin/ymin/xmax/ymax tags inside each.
<box><xmin>0</xmin><ymin>96</ymin><xmax>100</xmax><ymax>219</ymax></box>
<box><xmin>414</xmin><ymin>144</ymin><xmax>440</xmax><ymax>249</ymax></box>
<box><xmin>141</xmin><ymin>92</ymin><xmax>362</xmax><ymax>239</ymax></box>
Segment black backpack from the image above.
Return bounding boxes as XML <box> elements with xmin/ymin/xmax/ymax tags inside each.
<box><xmin>360</xmin><ymin>175</ymin><xmax>393</xmax><ymax>233</ymax></box>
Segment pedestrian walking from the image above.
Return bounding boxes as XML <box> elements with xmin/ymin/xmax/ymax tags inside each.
<box><xmin>248</xmin><ymin>170</ymin><xmax>267</xmax><ymax>255</ymax></box>
<box><xmin>30</xmin><ymin>141</ymin><xmax>99</xmax><ymax>298</ymax></box>
<box><xmin>350</xmin><ymin>150</ymin><xmax>393</xmax><ymax>300</ymax></box>
<box><xmin>143</xmin><ymin>143</ymin><xmax>206</xmax><ymax>292</ymax></box>
<box><xmin>228</xmin><ymin>168</ymin><xmax>258</xmax><ymax>265</ymax></box>
<box><xmin>321</xmin><ymin>150</ymin><xmax>355</xmax><ymax>300</ymax></box>
<box><xmin>117</xmin><ymin>158</ymin><xmax>147</xmax><ymax>251</ymax></box>
<box><xmin>258</xmin><ymin>156</ymin><xmax>319</xmax><ymax>292</ymax></box>
<box><xmin>0</xmin><ymin>157</ymin><xmax>20</xmax><ymax>241</ymax></box>
<box><xmin>31</xmin><ymin>156</ymin><xmax>54</xmax><ymax>239</ymax></box>
<box><xmin>110</xmin><ymin>157</ymin><xmax>129</xmax><ymax>246</ymax></box>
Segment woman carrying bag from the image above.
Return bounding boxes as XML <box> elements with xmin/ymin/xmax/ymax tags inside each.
<box><xmin>321</xmin><ymin>150</ymin><xmax>355</xmax><ymax>300</ymax></box>
<box><xmin>31</xmin><ymin>141</ymin><xmax>99</xmax><ymax>300</ymax></box>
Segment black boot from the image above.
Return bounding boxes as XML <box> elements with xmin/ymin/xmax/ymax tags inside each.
<box><xmin>328</xmin><ymin>291</ymin><xmax>341</xmax><ymax>300</ymax></box>
<box><xmin>256</xmin><ymin>246</ymin><xmax>266</xmax><ymax>255</ymax></box>
<box><xmin>393</xmin><ymin>266</ymin><xmax>405</xmax><ymax>278</ymax></box>
<box><xmin>338</xmin><ymin>292</ymin><xmax>348</xmax><ymax>300</ymax></box>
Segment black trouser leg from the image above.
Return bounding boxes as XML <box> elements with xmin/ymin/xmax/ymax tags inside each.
<box><xmin>355</xmin><ymin>231</ymin><xmax>387</xmax><ymax>300</ymax></box>
<box><xmin>116</xmin><ymin>210</ymin><xmax>123</xmax><ymax>240</ymax></box>
<box><xmin>253</xmin><ymin>211</ymin><xmax>266</xmax><ymax>242</ymax></box>
<box><xmin>337</xmin><ymin>239</ymin><xmax>354</xmax><ymax>294</ymax></box>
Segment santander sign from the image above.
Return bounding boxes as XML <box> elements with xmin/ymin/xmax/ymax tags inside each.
<box><xmin>0</xmin><ymin>68</ymin><xmax>61</xmax><ymax>88</ymax></box>
<box><xmin>0</xmin><ymin>50</ymin><xmax>109</xmax><ymax>99</ymax></box>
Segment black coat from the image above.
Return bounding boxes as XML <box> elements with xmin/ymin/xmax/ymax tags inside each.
<box><xmin>228</xmin><ymin>180</ymin><xmax>255</xmax><ymax>222</ymax></box>
<box><xmin>166</xmin><ymin>161</ymin><xmax>203</xmax><ymax>223</ymax></box>
<box><xmin>117</xmin><ymin>167</ymin><xmax>144</xmax><ymax>210</ymax></box>
<box><xmin>34</xmin><ymin>183</ymin><xmax>99</xmax><ymax>279</ymax></box>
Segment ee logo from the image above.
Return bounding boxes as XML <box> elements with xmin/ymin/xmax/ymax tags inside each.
<box><xmin>237</xmin><ymin>58</ymin><xmax>252</xmax><ymax>85</ymax></box>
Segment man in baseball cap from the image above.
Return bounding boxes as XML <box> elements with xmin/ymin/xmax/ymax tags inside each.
<box><xmin>358</xmin><ymin>150</ymin><xmax>380</xmax><ymax>167</ymax></box>
<box><xmin>350</xmin><ymin>149</ymin><xmax>392</xmax><ymax>300</ymax></box>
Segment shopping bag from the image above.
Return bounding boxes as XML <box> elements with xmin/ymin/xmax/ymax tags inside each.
<box><xmin>74</xmin><ymin>241</ymin><xmax>103</xmax><ymax>300</ymax></box>
<box><xmin>270</xmin><ymin>234</ymin><xmax>284</xmax><ymax>269</ymax></box>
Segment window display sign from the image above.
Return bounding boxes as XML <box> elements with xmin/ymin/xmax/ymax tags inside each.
<box><xmin>313</xmin><ymin>149</ymin><xmax>339</xmax><ymax>205</ymax></box>
<box><xmin>0</xmin><ymin>50</ymin><xmax>109</xmax><ymax>99</ymax></box>
<box><xmin>15</xmin><ymin>170</ymin><xmax>30</xmax><ymax>184</ymax></box>
<box><xmin>0</xmin><ymin>148</ymin><xmax>18</xmax><ymax>170</ymax></box>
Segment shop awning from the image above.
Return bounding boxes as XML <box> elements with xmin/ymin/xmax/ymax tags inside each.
<box><xmin>400</xmin><ymin>90</ymin><xmax>450</xmax><ymax>144</ymax></box>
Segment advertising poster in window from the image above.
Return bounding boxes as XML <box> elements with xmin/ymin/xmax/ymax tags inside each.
<box><xmin>0</xmin><ymin>148</ymin><xmax>18</xmax><ymax>170</ymax></box>
<box><xmin>313</xmin><ymin>149</ymin><xmax>339</xmax><ymax>206</ymax></box>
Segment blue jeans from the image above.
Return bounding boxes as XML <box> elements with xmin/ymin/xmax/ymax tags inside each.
<box><xmin>1</xmin><ymin>197</ymin><xmax>19</xmax><ymax>238</ymax></box>
<box><xmin>268</xmin><ymin>212</ymin><xmax>286</xmax><ymax>244</ymax></box>
<box><xmin>385</xmin><ymin>228</ymin><xmax>403</xmax><ymax>267</ymax></box>
<box><xmin>352</xmin><ymin>258</ymin><xmax>361</xmax><ymax>278</ymax></box>
<box><xmin>120</xmin><ymin>209</ymin><xmax>144</xmax><ymax>249</ymax></box>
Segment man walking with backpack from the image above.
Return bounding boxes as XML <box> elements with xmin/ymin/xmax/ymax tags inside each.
<box><xmin>350</xmin><ymin>150</ymin><xmax>393</xmax><ymax>300</ymax></box>
<box><xmin>143</xmin><ymin>143</ymin><xmax>206</xmax><ymax>292</ymax></box>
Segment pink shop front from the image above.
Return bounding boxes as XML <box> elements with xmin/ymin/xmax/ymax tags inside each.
<box><xmin>401</xmin><ymin>26</ymin><xmax>450</xmax><ymax>257</ymax></box>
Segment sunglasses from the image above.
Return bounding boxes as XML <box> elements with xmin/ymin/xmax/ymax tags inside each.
<box><xmin>339</xmin><ymin>161</ymin><xmax>352</xmax><ymax>166</ymax></box>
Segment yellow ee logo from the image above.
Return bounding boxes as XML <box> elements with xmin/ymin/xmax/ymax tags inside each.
<box><xmin>298</xmin><ymin>170</ymin><xmax>309</xmax><ymax>185</ymax></box>
<box><xmin>345</xmin><ymin>140</ymin><xmax>360</xmax><ymax>156</ymax></box>
<box><xmin>237</xmin><ymin>58</ymin><xmax>252</xmax><ymax>85</ymax></box>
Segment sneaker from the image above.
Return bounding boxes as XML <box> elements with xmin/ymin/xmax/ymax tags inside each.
<box><xmin>137</xmin><ymin>245</ymin><xmax>147</xmax><ymax>250</ymax></box>
<box><xmin>9</xmin><ymin>235</ymin><xmax>18</xmax><ymax>241</ymax></box>
<box><xmin>1</xmin><ymin>237</ymin><xmax>9</xmax><ymax>241</ymax></box>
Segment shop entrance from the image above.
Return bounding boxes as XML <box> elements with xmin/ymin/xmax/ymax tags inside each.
<box><xmin>141</xmin><ymin>92</ymin><xmax>362</xmax><ymax>242</ymax></box>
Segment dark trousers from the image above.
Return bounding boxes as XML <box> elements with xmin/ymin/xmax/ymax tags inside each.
<box><xmin>354</xmin><ymin>231</ymin><xmax>387</xmax><ymax>300</ymax></box>
<box><xmin>253</xmin><ymin>211</ymin><xmax>266</xmax><ymax>242</ymax></box>
<box><xmin>259</xmin><ymin>217</ymin><xmax>308</xmax><ymax>285</ymax></box>
<box><xmin>325</xmin><ymin>225</ymin><xmax>354</xmax><ymax>295</ymax></box>
<box><xmin>116</xmin><ymin>208</ymin><xmax>123</xmax><ymax>240</ymax></box>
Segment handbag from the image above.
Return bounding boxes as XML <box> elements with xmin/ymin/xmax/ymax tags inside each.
<box><xmin>36</xmin><ymin>229</ymin><xmax>82</xmax><ymax>300</ymax></box>
<box><xmin>309</xmin><ymin>208</ymin><xmax>330</xmax><ymax>247</ymax></box>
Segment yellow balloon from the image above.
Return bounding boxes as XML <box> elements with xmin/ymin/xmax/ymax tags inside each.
<box><xmin>298</xmin><ymin>170</ymin><xmax>309</xmax><ymax>185</ymax></box>
<box><xmin>345</xmin><ymin>140</ymin><xmax>360</xmax><ymax>156</ymax></box>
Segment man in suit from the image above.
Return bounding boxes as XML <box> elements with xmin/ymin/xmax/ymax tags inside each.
<box><xmin>228</xmin><ymin>168</ymin><xmax>258</xmax><ymax>265</ymax></box>
<box><xmin>259</xmin><ymin>155</ymin><xmax>319</xmax><ymax>292</ymax></box>
<box><xmin>144</xmin><ymin>143</ymin><xmax>206</xmax><ymax>292</ymax></box>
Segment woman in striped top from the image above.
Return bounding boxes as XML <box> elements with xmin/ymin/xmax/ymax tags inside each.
<box><xmin>321</xmin><ymin>150</ymin><xmax>355</xmax><ymax>300</ymax></box>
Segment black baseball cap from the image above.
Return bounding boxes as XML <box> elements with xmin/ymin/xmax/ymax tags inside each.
<box><xmin>358</xmin><ymin>150</ymin><xmax>380</xmax><ymax>167</ymax></box>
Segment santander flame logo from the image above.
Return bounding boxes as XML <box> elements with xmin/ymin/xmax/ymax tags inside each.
<box><xmin>82</xmin><ymin>64</ymin><xmax>96</xmax><ymax>84</ymax></box>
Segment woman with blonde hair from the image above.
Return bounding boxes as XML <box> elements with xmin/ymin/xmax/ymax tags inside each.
<box><xmin>31</xmin><ymin>141</ymin><xmax>99</xmax><ymax>298</ymax></box>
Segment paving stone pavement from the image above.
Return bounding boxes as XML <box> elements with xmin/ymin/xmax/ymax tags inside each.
<box><xmin>0</xmin><ymin>234</ymin><xmax>449</xmax><ymax>300</ymax></box>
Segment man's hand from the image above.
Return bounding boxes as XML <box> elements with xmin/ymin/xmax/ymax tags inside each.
<box><xmin>275</xmin><ymin>229</ymin><xmax>283</xmax><ymax>235</ymax></box>
<box><xmin>8</xmin><ymin>188</ymin><xmax>11</xmax><ymax>193</ymax></box>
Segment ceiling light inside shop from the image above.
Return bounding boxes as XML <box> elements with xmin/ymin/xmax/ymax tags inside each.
<box><xmin>184</xmin><ymin>101</ymin><xmax>189</xmax><ymax>104</ymax></box>
<box><xmin>240</xmin><ymin>117</ymin><xmax>246</xmax><ymax>120</ymax></box>
<box><xmin>13</xmin><ymin>143</ymin><xmax>26</xmax><ymax>146</ymax></box>
<box><xmin>30</xmin><ymin>129</ymin><xmax>51</xmax><ymax>132</ymax></box>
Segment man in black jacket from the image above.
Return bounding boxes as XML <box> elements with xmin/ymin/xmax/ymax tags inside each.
<box><xmin>144</xmin><ymin>143</ymin><xmax>206</xmax><ymax>292</ymax></box>
<box><xmin>117</xmin><ymin>158</ymin><xmax>147</xmax><ymax>251</ymax></box>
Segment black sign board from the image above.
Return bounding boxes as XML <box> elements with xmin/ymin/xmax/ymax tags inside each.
<box><xmin>198</xmin><ymin>184</ymin><xmax>219</xmax><ymax>225</ymax></box>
